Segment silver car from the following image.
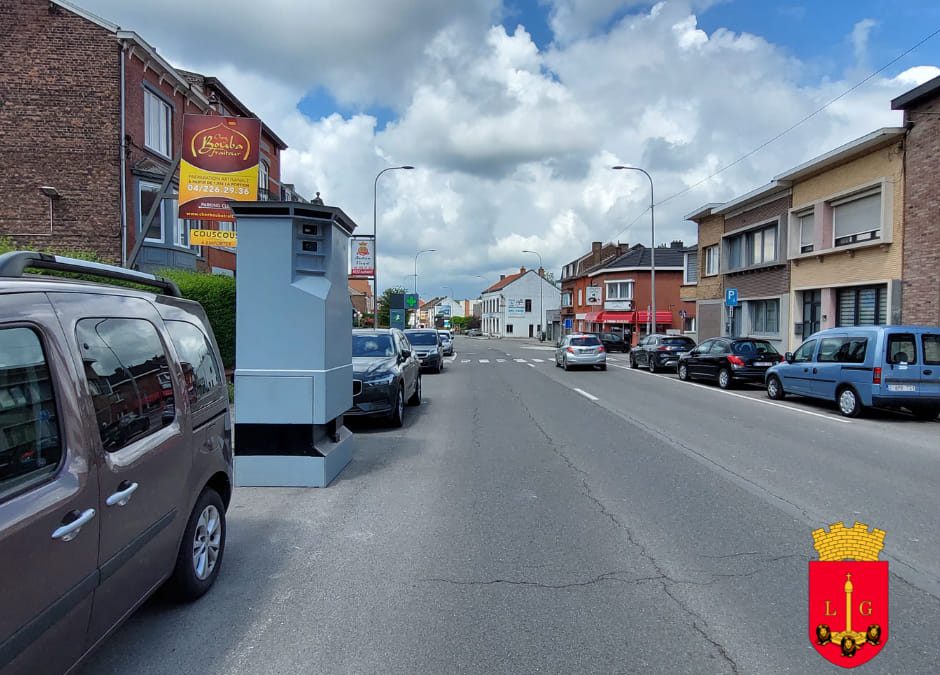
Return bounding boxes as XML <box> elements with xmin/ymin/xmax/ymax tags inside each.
<box><xmin>437</xmin><ymin>330</ymin><xmax>454</xmax><ymax>356</ymax></box>
<box><xmin>555</xmin><ymin>334</ymin><xmax>607</xmax><ymax>371</ymax></box>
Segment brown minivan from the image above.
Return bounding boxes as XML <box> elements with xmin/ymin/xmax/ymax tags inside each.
<box><xmin>0</xmin><ymin>252</ymin><xmax>233</xmax><ymax>674</ymax></box>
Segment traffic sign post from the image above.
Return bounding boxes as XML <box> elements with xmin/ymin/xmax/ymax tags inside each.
<box><xmin>725</xmin><ymin>288</ymin><xmax>738</xmax><ymax>307</ymax></box>
<box><xmin>390</xmin><ymin>309</ymin><xmax>406</xmax><ymax>330</ymax></box>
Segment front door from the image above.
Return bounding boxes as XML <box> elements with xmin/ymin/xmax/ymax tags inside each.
<box><xmin>48</xmin><ymin>294</ymin><xmax>189</xmax><ymax>649</ymax></box>
<box><xmin>802</xmin><ymin>290</ymin><xmax>821</xmax><ymax>341</ymax></box>
<box><xmin>687</xmin><ymin>340</ymin><xmax>712</xmax><ymax>376</ymax></box>
<box><xmin>781</xmin><ymin>339</ymin><xmax>818</xmax><ymax>395</ymax></box>
<box><xmin>0</xmin><ymin>296</ymin><xmax>99</xmax><ymax>674</ymax></box>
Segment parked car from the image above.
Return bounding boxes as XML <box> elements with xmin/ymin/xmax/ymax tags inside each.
<box><xmin>348</xmin><ymin>329</ymin><xmax>421</xmax><ymax>426</ymax></box>
<box><xmin>555</xmin><ymin>334</ymin><xmax>607</xmax><ymax>371</ymax></box>
<box><xmin>589</xmin><ymin>331</ymin><xmax>630</xmax><ymax>352</ymax></box>
<box><xmin>438</xmin><ymin>329</ymin><xmax>455</xmax><ymax>356</ymax></box>
<box><xmin>631</xmin><ymin>334</ymin><xmax>697</xmax><ymax>372</ymax></box>
<box><xmin>765</xmin><ymin>326</ymin><xmax>940</xmax><ymax>419</ymax></box>
<box><xmin>677</xmin><ymin>337</ymin><xmax>783</xmax><ymax>388</ymax></box>
<box><xmin>404</xmin><ymin>329</ymin><xmax>445</xmax><ymax>373</ymax></box>
<box><xmin>466</xmin><ymin>328</ymin><xmax>482</xmax><ymax>337</ymax></box>
<box><xmin>0</xmin><ymin>251</ymin><xmax>233</xmax><ymax>674</ymax></box>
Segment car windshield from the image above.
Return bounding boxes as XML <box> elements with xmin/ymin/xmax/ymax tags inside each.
<box><xmin>571</xmin><ymin>337</ymin><xmax>601</xmax><ymax>346</ymax></box>
<box><xmin>352</xmin><ymin>334</ymin><xmax>394</xmax><ymax>357</ymax></box>
<box><xmin>406</xmin><ymin>332</ymin><xmax>439</xmax><ymax>346</ymax></box>
<box><xmin>732</xmin><ymin>340</ymin><xmax>779</xmax><ymax>356</ymax></box>
<box><xmin>662</xmin><ymin>337</ymin><xmax>695</xmax><ymax>348</ymax></box>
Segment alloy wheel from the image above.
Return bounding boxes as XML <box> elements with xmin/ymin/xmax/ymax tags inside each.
<box><xmin>192</xmin><ymin>505</ymin><xmax>221</xmax><ymax>581</ymax></box>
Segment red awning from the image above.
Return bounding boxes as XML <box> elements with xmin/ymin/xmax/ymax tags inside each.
<box><xmin>585</xmin><ymin>311</ymin><xmax>674</xmax><ymax>325</ymax></box>
<box><xmin>584</xmin><ymin>311</ymin><xmax>603</xmax><ymax>322</ymax></box>
<box><xmin>635</xmin><ymin>310</ymin><xmax>673</xmax><ymax>325</ymax></box>
<box><xmin>598</xmin><ymin>311</ymin><xmax>635</xmax><ymax>324</ymax></box>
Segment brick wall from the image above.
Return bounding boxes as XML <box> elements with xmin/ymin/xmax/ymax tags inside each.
<box><xmin>0</xmin><ymin>1</ymin><xmax>122</xmax><ymax>261</ymax></box>
<box><xmin>722</xmin><ymin>193</ymin><xmax>791</xmax><ymax>298</ymax></box>
<box><xmin>902</xmin><ymin>97</ymin><xmax>940</xmax><ymax>325</ymax></box>
<box><xmin>694</xmin><ymin>214</ymin><xmax>724</xmax><ymax>301</ymax></box>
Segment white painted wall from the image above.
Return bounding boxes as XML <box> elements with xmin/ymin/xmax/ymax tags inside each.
<box><xmin>481</xmin><ymin>272</ymin><xmax>561</xmax><ymax>337</ymax></box>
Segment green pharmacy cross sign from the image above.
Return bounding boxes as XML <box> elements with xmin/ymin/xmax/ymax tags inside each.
<box><xmin>405</xmin><ymin>294</ymin><xmax>419</xmax><ymax>309</ymax></box>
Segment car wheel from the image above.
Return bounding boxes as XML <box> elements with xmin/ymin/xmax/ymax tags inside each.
<box><xmin>837</xmin><ymin>386</ymin><xmax>863</xmax><ymax>418</ymax></box>
<box><xmin>911</xmin><ymin>405</ymin><xmax>940</xmax><ymax>421</ymax></box>
<box><xmin>678</xmin><ymin>363</ymin><xmax>690</xmax><ymax>381</ymax></box>
<box><xmin>599</xmin><ymin>364</ymin><xmax>607</xmax><ymax>371</ymax></box>
<box><xmin>563</xmin><ymin>357</ymin><xmax>570</xmax><ymax>371</ymax></box>
<box><xmin>648</xmin><ymin>357</ymin><xmax>657</xmax><ymax>373</ymax></box>
<box><xmin>630</xmin><ymin>355</ymin><xmax>638</xmax><ymax>369</ymax></box>
<box><xmin>717</xmin><ymin>368</ymin><xmax>733</xmax><ymax>389</ymax></box>
<box><xmin>766</xmin><ymin>375</ymin><xmax>785</xmax><ymax>400</ymax></box>
<box><xmin>407</xmin><ymin>375</ymin><xmax>422</xmax><ymax>406</ymax></box>
<box><xmin>167</xmin><ymin>487</ymin><xmax>226</xmax><ymax>601</ymax></box>
<box><xmin>389</xmin><ymin>386</ymin><xmax>404</xmax><ymax>427</ymax></box>
<box><xmin>436</xmin><ymin>359</ymin><xmax>443</xmax><ymax>374</ymax></box>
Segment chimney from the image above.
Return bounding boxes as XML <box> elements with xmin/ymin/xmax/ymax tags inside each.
<box><xmin>538</xmin><ymin>267</ymin><xmax>544</xmax><ymax>278</ymax></box>
<box><xmin>591</xmin><ymin>241</ymin><xmax>602</xmax><ymax>266</ymax></box>
<box><xmin>500</xmin><ymin>274</ymin><xmax>506</xmax><ymax>280</ymax></box>
<box><xmin>520</xmin><ymin>266</ymin><xmax>526</xmax><ymax>274</ymax></box>
<box><xmin>670</xmin><ymin>240</ymin><xmax>684</xmax><ymax>249</ymax></box>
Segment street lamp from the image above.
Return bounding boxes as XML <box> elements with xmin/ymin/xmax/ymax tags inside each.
<box><xmin>373</xmin><ymin>165</ymin><xmax>414</xmax><ymax>326</ymax></box>
<box><xmin>522</xmin><ymin>249</ymin><xmax>543</xmax><ymax>340</ymax></box>
<box><xmin>612</xmin><ymin>166</ymin><xmax>656</xmax><ymax>335</ymax></box>
<box><xmin>414</xmin><ymin>249</ymin><xmax>437</xmax><ymax>296</ymax></box>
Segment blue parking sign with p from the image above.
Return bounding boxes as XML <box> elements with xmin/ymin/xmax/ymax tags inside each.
<box><xmin>725</xmin><ymin>288</ymin><xmax>738</xmax><ymax>307</ymax></box>
<box><xmin>564</xmin><ymin>318</ymin><xmax>573</xmax><ymax>329</ymax></box>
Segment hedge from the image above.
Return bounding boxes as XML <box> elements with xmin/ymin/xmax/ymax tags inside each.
<box><xmin>159</xmin><ymin>269</ymin><xmax>236</xmax><ymax>369</ymax></box>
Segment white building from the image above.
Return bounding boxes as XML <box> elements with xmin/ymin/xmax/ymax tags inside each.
<box><xmin>481</xmin><ymin>267</ymin><xmax>561</xmax><ymax>338</ymax></box>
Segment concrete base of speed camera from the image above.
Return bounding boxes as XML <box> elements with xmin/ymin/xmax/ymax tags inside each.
<box><xmin>234</xmin><ymin>426</ymin><xmax>354</xmax><ymax>488</ymax></box>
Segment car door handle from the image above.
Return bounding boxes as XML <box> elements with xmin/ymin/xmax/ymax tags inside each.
<box><xmin>51</xmin><ymin>508</ymin><xmax>96</xmax><ymax>541</ymax></box>
<box><xmin>106</xmin><ymin>481</ymin><xmax>139</xmax><ymax>507</ymax></box>
<box><xmin>925</xmin><ymin>369</ymin><xmax>934</xmax><ymax>376</ymax></box>
<box><xmin>812</xmin><ymin>368</ymin><xmax>818</xmax><ymax>374</ymax></box>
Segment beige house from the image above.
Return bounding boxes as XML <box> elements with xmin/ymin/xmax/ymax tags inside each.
<box><xmin>776</xmin><ymin>127</ymin><xmax>905</xmax><ymax>350</ymax></box>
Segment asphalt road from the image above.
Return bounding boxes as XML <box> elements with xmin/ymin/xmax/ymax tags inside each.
<box><xmin>79</xmin><ymin>336</ymin><xmax>940</xmax><ymax>674</ymax></box>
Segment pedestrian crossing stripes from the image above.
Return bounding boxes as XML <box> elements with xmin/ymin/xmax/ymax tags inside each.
<box><xmin>514</xmin><ymin>358</ymin><xmax>527</xmax><ymax>363</ymax></box>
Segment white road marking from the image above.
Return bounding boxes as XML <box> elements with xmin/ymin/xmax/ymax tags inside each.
<box><xmin>479</xmin><ymin>359</ymin><xmax>490</xmax><ymax>363</ymax></box>
<box><xmin>532</xmin><ymin>358</ymin><xmax>545</xmax><ymax>363</ymax></box>
<box><xmin>514</xmin><ymin>358</ymin><xmax>527</xmax><ymax>363</ymax></box>
<box><xmin>461</xmin><ymin>359</ymin><xmax>471</xmax><ymax>363</ymax></box>
<box><xmin>497</xmin><ymin>359</ymin><xmax>506</xmax><ymax>363</ymax></box>
<box><xmin>573</xmin><ymin>388</ymin><xmax>599</xmax><ymax>401</ymax></box>
<box><xmin>620</xmin><ymin>368</ymin><xmax>850</xmax><ymax>424</ymax></box>
<box><xmin>528</xmin><ymin>363</ymin><xmax>536</xmax><ymax>368</ymax></box>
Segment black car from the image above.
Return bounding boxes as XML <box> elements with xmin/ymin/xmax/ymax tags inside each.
<box><xmin>677</xmin><ymin>337</ymin><xmax>783</xmax><ymax>389</ymax></box>
<box><xmin>589</xmin><ymin>332</ymin><xmax>630</xmax><ymax>352</ymax></box>
<box><xmin>348</xmin><ymin>329</ymin><xmax>421</xmax><ymax>426</ymax></box>
<box><xmin>630</xmin><ymin>334</ymin><xmax>696</xmax><ymax>372</ymax></box>
<box><xmin>404</xmin><ymin>329</ymin><xmax>445</xmax><ymax>373</ymax></box>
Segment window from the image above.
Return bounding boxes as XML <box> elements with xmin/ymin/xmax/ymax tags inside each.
<box><xmin>792</xmin><ymin>339</ymin><xmax>817</xmax><ymax>363</ymax></box>
<box><xmin>924</xmin><ymin>335</ymin><xmax>940</xmax><ymax>366</ymax></box>
<box><xmin>710</xmin><ymin>340</ymin><xmax>731</xmax><ymax>355</ymax></box>
<box><xmin>605</xmin><ymin>281</ymin><xmax>634</xmax><ymax>300</ymax></box>
<box><xmin>578</xmin><ymin>289</ymin><xmax>583</xmax><ymax>305</ymax></box>
<box><xmin>76</xmin><ymin>318</ymin><xmax>175</xmax><ymax>452</ymax></box>
<box><xmin>506</xmin><ymin>324</ymin><xmax>513</xmax><ymax>334</ymax></box>
<box><xmin>817</xmin><ymin>337</ymin><xmax>868</xmax><ymax>363</ymax></box>
<box><xmin>525</xmin><ymin>299</ymin><xmax>532</xmax><ymax>312</ymax></box>
<box><xmin>0</xmin><ymin>328</ymin><xmax>62</xmax><ymax>496</ymax></box>
<box><xmin>837</xmin><ymin>285</ymin><xmax>887</xmax><ymax>327</ymax></box>
<box><xmin>144</xmin><ymin>89</ymin><xmax>172</xmax><ymax>157</ymax></box>
<box><xmin>886</xmin><ymin>334</ymin><xmax>917</xmax><ymax>365</ymax></box>
<box><xmin>749</xmin><ymin>299</ymin><xmax>779</xmax><ymax>334</ymax></box>
<box><xmin>166</xmin><ymin>321</ymin><xmax>224</xmax><ymax>409</ymax></box>
<box><xmin>727</xmin><ymin>236</ymin><xmax>743</xmax><ymax>270</ymax></box>
<box><xmin>684</xmin><ymin>252</ymin><xmax>698</xmax><ymax>284</ymax></box>
<box><xmin>704</xmin><ymin>245</ymin><xmax>719</xmax><ymax>276</ymax></box>
<box><xmin>833</xmin><ymin>190</ymin><xmax>881</xmax><ymax>246</ymax></box>
<box><xmin>798</xmin><ymin>211</ymin><xmax>815</xmax><ymax>253</ymax></box>
<box><xmin>561</xmin><ymin>292</ymin><xmax>572</xmax><ymax>307</ymax></box>
<box><xmin>177</xmin><ymin>218</ymin><xmax>198</xmax><ymax>248</ymax></box>
<box><xmin>139</xmin><ymin>182</ymin><xmax>164</xmax><ymax>242</ymax></box>
<box><xmin>259</xmin><ymin>160</ymin><xmax>270</xmax><ymax>197</ymax></box>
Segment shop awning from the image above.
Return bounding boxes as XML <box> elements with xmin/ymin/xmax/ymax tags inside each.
<box><xmin>584</xmin><ymin>310</ymin><xmax>674</xmax><ymax>325</ymax></box>
<box><xmin>584</xmin><ymin>311</ymin><xmax>603</xmax><ymax>322</ymax></box>
<box><xmin>635</xmin><ymin>310</ymin><xmax>674</xmax><ymax>325</ymax></box>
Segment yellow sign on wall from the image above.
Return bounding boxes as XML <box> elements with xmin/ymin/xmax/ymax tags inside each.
<box><xmin>190</xmin><ymin>229</ymin><xmax>238</xmax><ymax>247</ymax></box>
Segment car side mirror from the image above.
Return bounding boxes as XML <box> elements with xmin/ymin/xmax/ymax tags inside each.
<box><xmin>784</xmin><ymin>352</ymin><xmax>793</xmax><ymax>363</ymax></box>
<box><xmin>401</xmin><ymin>349</ymin><xmax>412</xmax><ymax>359</ymax></box>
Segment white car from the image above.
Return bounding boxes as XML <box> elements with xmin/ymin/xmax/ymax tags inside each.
<box><xmin>437</xmin><ymin>330</ymin><xmax>454</xmax><ymax>356</ymax></box>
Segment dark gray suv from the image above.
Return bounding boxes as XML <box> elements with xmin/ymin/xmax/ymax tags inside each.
<box><xmin>348</xmin><ymin>329</ymin><xmax>421</xmax><ymax>427</ymax></box>
<box><xmin>0</xmin><ymin>252</ymin><xmax>233</xmax><ymax>674</ymax></box>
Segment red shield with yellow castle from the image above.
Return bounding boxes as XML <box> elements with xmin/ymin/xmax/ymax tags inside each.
<box><xmin>809</xmin><ymin>522</ymin><xmax>888</xmax><ymax>668</ymax></box>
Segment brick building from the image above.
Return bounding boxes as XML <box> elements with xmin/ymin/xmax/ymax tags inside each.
<box><xmin>685</xmin><ymin>206</ymin><xmax>725</xmax><ymax>341</ymax></box>
<box><xmin>0</xmin><ymin>0</ymin><xmax>293</xmax><ymax>275</ymax></box>
<box><xmin>892</xmin><ymin>75</ymin><xmax>940</xmax><ymax>326</ymax></box>
<box><xmin>560</xmin><ymin>241</ymin><xmax>627</xmax><ymax>334</ymax></box>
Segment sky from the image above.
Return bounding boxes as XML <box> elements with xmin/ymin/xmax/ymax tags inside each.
<box><xmin>80</xmin><ymin>0</ymin><xmax>940</xmax><ymax>300</ymax></box>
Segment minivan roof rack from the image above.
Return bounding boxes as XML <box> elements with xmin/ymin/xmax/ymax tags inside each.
<box><xmin>0</xmin><ymin>251</ymin><xmax>182</xmax><ymax>297</ymax></box>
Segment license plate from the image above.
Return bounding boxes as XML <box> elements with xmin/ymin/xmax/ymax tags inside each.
<box><xmin>754</xmin><ymin>361</ymin><xmax>771</xmax><ymax>367</ymax></box>
<box><xmin>887</xmin><ymin>384</ymin><xmax>916</xmax><ymax>392</ymax></box>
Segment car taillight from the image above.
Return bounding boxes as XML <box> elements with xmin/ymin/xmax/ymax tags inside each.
<box><xmin>727</xmin><ymin>355</ymin><xmax>745</xmax><ymax>367</ymax></box>
<box><xmin>657</xmin><ymin>345</ymin><xmax>670</xmax><ymax>351</ymax></box>
<box><xmin>873</xmin><ymin>367</ymin><xmax>882</xmax><ymax>385</ymax></box>
<box><xmin>567</xmin><ymin>347</ymin><xmax>575</xmax><ymax>354</ymax></box>
<box><xmin>598</xmin><ymin>345</ymin><xmax>605</xmax><ymax>352</ymax></box>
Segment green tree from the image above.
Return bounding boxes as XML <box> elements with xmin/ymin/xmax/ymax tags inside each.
<box><xmin>376</xmin><ymin>286</ymin><xmax>408</xmax><ymax>327</ymax></box>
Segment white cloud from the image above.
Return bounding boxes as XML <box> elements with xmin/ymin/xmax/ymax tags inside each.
<box><xmin>77</xmin><ymin>0</ymin><xmax>933</xmax><ymax>299</ymax></box>
<box><xmin>851</xmin><ymin>18</ymin><xmax>878</xmax><ymax>68</ymax></box>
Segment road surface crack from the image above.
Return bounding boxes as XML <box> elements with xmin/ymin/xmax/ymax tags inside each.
<box><xmin>420</xmin><ymin>571</ymin><xmax>666</xmax><ymax>589</ymax></box>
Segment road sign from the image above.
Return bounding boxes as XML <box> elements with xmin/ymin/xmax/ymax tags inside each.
<box><xmin>405</xmin><ymin>294</ymin><xmax>418</xmax><ymax>309</ymax></box>
<box><xmin>390</xmin><ymin>309</ymin><xmax>405</xmax><ymax>330</ymax></box>
<box><xmin>443</xmin><ymin>319</ymin><xmax>451</xmax><ymax>328</ymax></box>
<box><xmin>389</xmin><ymin>293</ymin><xmax>405</xmax><ymax>310</ymax></box>
<box><xmin>564</xmin><ymin>318</ymin><xmax>573</xmax><ymax>329</ymax></box>
<box><xmin>725</xmin><ymin>288</ymin><xmax>739</xmax><ymax>307</ymax></box>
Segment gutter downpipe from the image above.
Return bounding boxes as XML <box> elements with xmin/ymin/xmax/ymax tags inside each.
<box><xmin>119</xmin><ymin>43</ymin><xmax>128</xmax><ymax>266</ymax></box>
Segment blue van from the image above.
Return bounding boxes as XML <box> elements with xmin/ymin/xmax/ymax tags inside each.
<box><xmin>764</xmin><ymin>326</ymin><xmax>940</xmax><ymax>419</ymax></box>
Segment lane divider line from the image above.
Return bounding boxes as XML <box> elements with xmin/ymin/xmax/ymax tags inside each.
<box><xmin>528</xmin><ymin>363</ymin><xmax>536</xmax><ymax>368</ymax></box>
<box><xmin>574</xmin><ymin>388</ymin><xmax>599</xmax><ymax>401</ymax></box>
<box><xmin>514</xmin><ymin>358</ymin><xmax>528</xmax><ymax>363</ymax></box>
<box><xmin>479</xmin><ymin>359</ymin><xmax>490</xmax><ymax>363</ymax></box>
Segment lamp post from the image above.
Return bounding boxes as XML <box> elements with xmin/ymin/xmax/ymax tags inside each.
<box><xmin>522</xmin><ymin>249</ymin><xmax>543</xmax><ymax>340</ymax></box>
<box><xmin>414</xmin><ymin>249</ymin><xmax>437</xmax><ymax>326</ymax></box>
<box><xmin>373</xmin><ymin>165</ymin><xmax>414</xmax><ymax>326</ymax></box>
<box><xmin>612</xmin><ymin>166</ymin><xmax>656</xmax><ymax>335</ymax></box>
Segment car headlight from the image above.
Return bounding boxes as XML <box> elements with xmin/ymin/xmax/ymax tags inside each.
<box><xmin>363</xmin><ymin>373</ymin><xmax>395</xmax><ymax>385</ymax></box>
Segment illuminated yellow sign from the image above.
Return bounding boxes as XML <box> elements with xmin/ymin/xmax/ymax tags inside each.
<box><xmin>190</xmin><ymin>229</ymin><xmax>237</xmax><ymax>247</ymax></box>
